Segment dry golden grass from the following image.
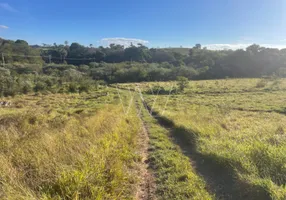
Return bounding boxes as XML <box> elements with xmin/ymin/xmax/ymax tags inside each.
<box><xmin>0</xmin><ymin>89</ymin><xmax>142</xmax><ymax>199</ymax></box>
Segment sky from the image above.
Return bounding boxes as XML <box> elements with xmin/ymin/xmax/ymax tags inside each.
<box><xmin>0</xmin><ymin>0</ymin><xmax>286</xmax><ymax>49</ymax></box>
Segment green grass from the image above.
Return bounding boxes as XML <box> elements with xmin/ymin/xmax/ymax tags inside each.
<box><xmin>138</xmin><ymin>78</ymin><xmax>286</xmax><ymax>199</ymax></box>
<box><xmin>140</xmin><ymin>99</ymin><xmax>213</xmax><ymax>200</ymax></box>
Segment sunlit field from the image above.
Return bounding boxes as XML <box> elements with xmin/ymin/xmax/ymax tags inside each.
<box><xmin>0</xmin><ymin>87</ymin><xmax>143</xmax><ymax>199</ymax></box>
<box><xmin>2</xmin><ymin>0</ymin><xmax>286</xmax><ymax>199</ymax></box>
<box><xmin>1</xmin><ymin>78</ymin><xmax>286</xmax><ymax>199</ymax></box>
<box><xmin>133</xmin><ymin>78</ymin><xmax>286</xmax><ymax>199</ymax></box>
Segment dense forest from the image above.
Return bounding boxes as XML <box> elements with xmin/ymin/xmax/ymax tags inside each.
<box><xmin>1</xmin><ymin>37</ymin><xmax>286</xmax><ymax>96</ymax></box>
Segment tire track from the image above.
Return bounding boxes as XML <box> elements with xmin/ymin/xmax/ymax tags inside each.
<box><xmin>135</xmin><ymin>100</ymin><xmax>156</xmax><ymax>200</ymax></box>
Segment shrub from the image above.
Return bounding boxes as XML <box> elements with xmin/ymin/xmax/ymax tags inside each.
<box><xmin>57</xmin><ymin>86</ymin><xmax>66</xmax><ymax>94</ymax></box>
<box><xmin>78</xmin><ymin>84</ymin><xmax>89</xmax><ymax>93</ymax></box>
<box><xmin>177</xmin><ymin>76</ymin><xmax>189</xmax><ymax>92</ymax></box>
<box><xmin>63</xmin><ymin>69</ymin><xmax>82</xmax><ymax>82</ymax></box>
<box><xmin>22</xmin><ymin>84</ymin><xmax>33</xmax><ymax>94</ymax></box>
<box><xmin>89</xmin><ymin>62</ymin><xmax>100</xmax><ymax>68</ymax></box>
<box><xmin>68</xmin><ymin>83</ymin><xmax>78</xmax><ymax>93</ymax></box>
<box><xmin>151</xmin><ymin>85</ymin><xmax>166</xmax><ymax>94</ymax></box>
<box><xmin>146</xmin><ymin>85</ymin><xmax>175</xmax><ymax>95</ymax></box>
<box><xmin>78</xmin><ymin>65</ymin><xmax>90</xmax><ymax>73</ymax></box>
<box><xmin>45</xmin><ymin>79</ymin><xmax>53</xmax><ymax>87</ymax></box>
<box><xmin>4</xmin><ymin>87</ymin><xmax>17</xmax><ymax>97</ymax></box>
<box><xmin>256</xmin><ymin>79</ymin><xmax>267</xmax><ymax>88</ymax></box>
<box><xmin>34</xmin><ymin>82</ymin><xmax>47</xmax><ymax>92</ymax></box>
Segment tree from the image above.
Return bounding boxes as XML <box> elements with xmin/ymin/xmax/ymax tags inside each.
<box><xmin>176</xmin><ymin>76</ymin><xmax>189</xmax><ymax>92</ymax></box>
<box><xmin>58</xmin><ymin>46</ymin><xmax>68</xmax><ymax>63</ymax></box>
<box><xmin>246</xmin><ymin>44</ymin><xmax>260</xmax><ymax>55</ymax></box>
<box><xmin>15</xmin><ymin>40</ymin><xmax>28</xmax><ymax>45</ymax></box>
<box><xmin>95</xmin><ymin>50</ymin><xmax>106</xmax><ymax>62</ymax></box>
<box><xmin>150</xmin><ymin>48</ymin><xmax>176</xmax><ymax>63</ymax></box>
<box><xmin>124</xmin><ymin>44</ymin><xmax>151</xmax><ymax>62</ymax></box>
<box><xmin>194</xmin><ymin>43</ymin><xmax>202</xmax><ymax>49</ymax></box>
<box><xmin>67</xmin><ymin>43</ymin><xmax>88</xmax><ymax>65</ymax></box>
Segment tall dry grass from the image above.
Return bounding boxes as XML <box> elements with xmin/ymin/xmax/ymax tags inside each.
<box><xmin>0</xmin><ymin>92</ymin><xmax>141</xmax><ymax>199</ymax></box>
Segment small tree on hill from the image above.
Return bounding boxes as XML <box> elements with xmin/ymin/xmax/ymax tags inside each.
<box><xmin>177</xmin><ymin>76</ymin><xmax>189</xmax><ymax>92</ymax></box>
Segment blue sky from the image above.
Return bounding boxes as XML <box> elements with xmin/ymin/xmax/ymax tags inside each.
<box><xmin>0</xmin><ymin>0</ymin><xmax>286</xmax><ymax>49</ymax></box>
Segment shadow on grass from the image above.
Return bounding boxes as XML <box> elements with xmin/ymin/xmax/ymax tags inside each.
<box><xmin>144</xmin><ymin>103</ymin><xmax>271</xmax><ymax>200</ymax></box>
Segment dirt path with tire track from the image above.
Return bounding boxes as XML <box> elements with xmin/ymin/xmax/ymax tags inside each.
<box><xmin>135</xmin><ymin>100</ymin><xmax>156</xmax><ymax>200</ymax></box>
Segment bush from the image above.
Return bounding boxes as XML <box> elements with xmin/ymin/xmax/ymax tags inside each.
<box><xmin>22</xmin><ymin>84</ymin><xmax>33</xmax><ymax>94</ymax></box>
<box><xmin>63</xmin><ymin>69</ymin><xmax>82</xmax><ymax>82</ymax></box>
<box><xmin>12</xmin><ymin>63</ymin><xmax>43</xmax><ymax>74</ymax></box>
<box><xmin>146</xmin><ymin>85</ymin><xmax>176</xmax><ymax>95</ymax></box>
<box><xmin>78</xmin><ymin>65</ymin><xmax>90</xmax><ymax>73</ymax></box>
<box><xmin>45</xmin><ymin>79</ymin><xmax>54</xmax><ymax>87</ymax></box>
<box><xmin>34</xmin><ymin>82</ymin><xmax>47</xmax><ymax>92</ymax></box>
<box><xmin>89</xmin><ymin>62</ymin><xmax>100</xmax><ymax>68</ymax></box>
<box><xmin>177</xmin><ymin>76</ymin><xmax>189</xmax><ymax>92</ymax></box>
<box><xmin>57</xmin><ymin>86</ymin><xmax>66</xmax><ymax>94</ymax></box>
<box><xmin>256</xmin><ymin>79</ymin><xmax>267</xmax><ymax>88</ymax></box>
<box><xmin>68</xmin><ymin>83</ymin><xmax>78</xmax><ymax>93</ymax></box>
<box><xmin>4</xmin><ymin>87</ymin><xmax>17</xmax><ymax>97</ymax></box>
<box><xmin>78</xmin><ymin>84</ymin><xmax>89</xmax><ymax>93</ymax></box>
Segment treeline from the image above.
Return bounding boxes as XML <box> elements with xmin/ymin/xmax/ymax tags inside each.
<box><xmin>1</xmin><ymin>38</ymin><xmax>286</xmax><ymax>86</ymax></box>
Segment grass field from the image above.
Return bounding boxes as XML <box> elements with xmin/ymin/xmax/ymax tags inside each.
<box><xmin>0</xmin><ymin>88</ymin><xmax>143</xmax><ymax>199</ymax></box>
<box><xmin>1</xmin><ymin>78</ymin><xmax>286</xmax><ymax>199</ymax></box>
<box><xmin>135</xmin><ymin>78</ymin><xmax>286</xmax><ymax>199</ymax></box>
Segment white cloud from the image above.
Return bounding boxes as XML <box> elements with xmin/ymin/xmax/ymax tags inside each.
<box><xmin>203</xmin><ymin>43</ymin><xmax>252</xmax><ymax>50</ymax></box>
<box><xmin>261</xmin><ymin>44</ymin><xmax>286</xmax><ymax>49</ymax></box>
<box><xmin>203</xmin><ymin>43</ymin><xmax>286</xmax><ymax>50</ymax></box>
<box><xmin>0</xmin><ymin>3</ymin><xmax>17</xmax><ymax>12</ymax></box>
<box><xmin>100</xmin><ymin>37</ymin><xmax>149</xmax><ymax>47</ymax></box>
<box><xmin>0</xmin><ymin>25</ymin><xmax>8</xmax><ymax>29</ymax></box>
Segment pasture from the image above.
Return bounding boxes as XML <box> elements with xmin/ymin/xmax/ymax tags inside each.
<box><xmin>0</xmin><ymin>78</ymin><xmax>285</xmax><ymax>199</ymax></box>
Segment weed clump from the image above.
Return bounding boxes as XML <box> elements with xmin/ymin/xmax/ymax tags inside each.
<box><xmin>256</xmin><ymin>79</ymin><xmax>268</xmax><ymax>88</ymax></box>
